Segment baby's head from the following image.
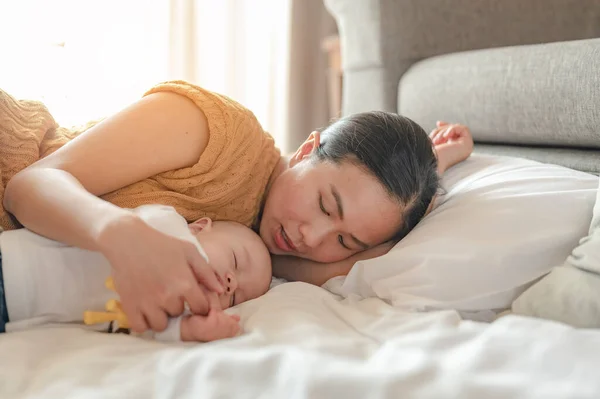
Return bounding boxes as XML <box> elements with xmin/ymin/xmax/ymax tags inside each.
<box><xmin>189</xmin><ymin>218</ymin><xmax>272</xmax><ymax>310</ymax></box>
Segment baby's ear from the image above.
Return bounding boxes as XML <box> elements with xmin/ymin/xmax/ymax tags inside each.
<box><xmin>189</xmin><ymin>217</ymin><xmax>213</xmax><ymax>234</ymax></box>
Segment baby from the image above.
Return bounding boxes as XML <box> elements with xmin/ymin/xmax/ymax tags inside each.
<box><xmin>0</xmin><ymin>205</ymin><xmax>272</xmax><ymax>342</ymax></box>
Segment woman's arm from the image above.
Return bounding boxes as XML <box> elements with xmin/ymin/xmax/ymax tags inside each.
<box><xmin>4</xmin><ymin>92</ymin><xmax>207</xmax><ymax>248</ymax></box>
<box><xmin>4</xmin><ymin>92</ymin><xmax>221</xmax><ymax>332</ymax></box>
<box><xmin>271</xmin><ymin>241</ymin><xmax>395</xmax><ymax>286</ymax></box>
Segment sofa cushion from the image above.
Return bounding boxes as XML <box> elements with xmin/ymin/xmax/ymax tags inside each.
<box><xmin>475</xmin><ymin>144</ymin><xmax>600</xmax><ymax>175</ymax></box>
<box><xmin>398</xmin><ymin>38</ymin><xmax>600</xmax><ymax>151</ymax></box>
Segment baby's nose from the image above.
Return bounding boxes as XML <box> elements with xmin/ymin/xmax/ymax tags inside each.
<box><xmin>225</xmin><ymin>273</ymin><xmax>238</xmax><ymax>293</ymax></box>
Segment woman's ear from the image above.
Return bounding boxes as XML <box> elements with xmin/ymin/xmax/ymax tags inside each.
<box><xmin>189</xmin><ymin>217</ymin><xmax>213</xmax><ymax>234</ymax></box>
<box><xmin>290</xmin><ymin>131</ymin><xmax>321</xmax><ymax>167</ymax></box>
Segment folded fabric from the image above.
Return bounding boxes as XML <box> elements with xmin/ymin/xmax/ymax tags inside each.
<box><xmin>512</xmin><ymin>175</ymin><xmax>600</xmax><ymax>327</ymax></box>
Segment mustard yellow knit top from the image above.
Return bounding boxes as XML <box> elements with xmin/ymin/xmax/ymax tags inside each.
<box><xmin>0</xmin><ymin>81</ymin><xmax>281</xmax><ymax>230</ymax></box>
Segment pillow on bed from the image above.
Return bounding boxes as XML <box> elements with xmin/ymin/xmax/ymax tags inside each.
<box><xmin>331</xmin><ymin>154</ymin><xmax>598</xmax><ymax>321</ymax></box>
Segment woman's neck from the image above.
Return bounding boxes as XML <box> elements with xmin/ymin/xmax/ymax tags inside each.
<box><xmin>254</xmin><ymin>155</ymin><xmax>289</xmax><ymax>231</ymax></box>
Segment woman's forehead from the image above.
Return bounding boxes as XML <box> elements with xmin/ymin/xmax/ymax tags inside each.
<box><xmin>311</xmin><ymin>160</ymin><xmax>384</xmax><ymax>195</ymax></box>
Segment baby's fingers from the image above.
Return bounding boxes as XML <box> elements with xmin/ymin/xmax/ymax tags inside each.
<box><xmin>213</xmin><ymin>311</ymin><xmax>240</xmax><ymax>338</ymax></box>
<box><xmin>227</xmin><ymin>317</ymin><xmax>241</xmax><ymax>337</ymax></box>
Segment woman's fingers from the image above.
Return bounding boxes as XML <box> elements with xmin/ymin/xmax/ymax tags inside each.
<box><xmin>120</xmin><ymin>301</ymin><xmax>148</xmax><ymax>333</ymax></box>
<box><xmin>104</xmin><ymin>218</ymin><xmax>229</xmax><ymax>335</ymax></box>
<box><xmin>430</xmin><ymin>127</ymin><xmax>445</xmax><ymax>144</ymax></box>
<box><xmin>186</xmin><ymin>244</ymin><xmax>224</xmax><ymax>294</ymax></box>
<box><xmin>163</xmin><ymin>295</ymin><xmax>185</xmax><ymax>317</ymax></box>
<box><xmin>443</xmin><ymin>126</ymin><xmax>458</xmax><ymax>139</ymax></box>
<box><xmin>112</xmin><ymin>275</ymin><xmax>148</xmax><ymax>332</ymax></box>
<box><xmin>206</xmin><ymin>290</ymin><xmax>223</xmax><ymax>311</ymax></box>
<box><xmin>142</xmin><ymin>303</ymin><xmax>169</xmax><ymax>332</ymax></box>
<box><xmin>432</xmin><ymin>123</ymin><xmax>469</xmax><ymax>145</ymax></box>
<box><xmin>181</xmin><ymin>280</ymin><xmax>210</xmax><ymax>315</ymax></box>
<box><xmin>434</xmin><ymin>126</ymin><xmax>453</xmax><ymax>144</ymax></box>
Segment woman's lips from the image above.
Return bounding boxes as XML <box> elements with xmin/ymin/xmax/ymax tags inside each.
<box><xmin>274</xmin><ymin>226</ymin><xmax>296</xmax><ymax>252</ymax></box>
<box><xmin>282</xmin><ymin>227</ymin><xmax>297</xmax><ymax>251</ymax></box>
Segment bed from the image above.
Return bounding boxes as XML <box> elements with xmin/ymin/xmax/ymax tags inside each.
<box><xmin>3</xmin><ymin>279</ymin><xmax>600</xmax><ymax>398</ymax></box>
<box><xmin>2</xmin><ymin>152</ymin><xmax>600</xmax><ymax>398</ymax></box>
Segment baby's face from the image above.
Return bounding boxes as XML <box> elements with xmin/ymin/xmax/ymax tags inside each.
<box><xmin>189</xmin><ymin>218</ymin><xmax>272</xmax><ymax>310</ymax></box>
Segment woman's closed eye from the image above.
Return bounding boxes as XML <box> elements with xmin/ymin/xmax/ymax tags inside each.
<box><xmin>319</xmin><ymin>194</ymin><xmax>351</xmax><ymax>251</ymax></box>
<box><xmin>319</xmin><ymin>194</ymin><xmax>330</xmax><ymax>216</ymax></box>
<box><xmin>338</xmin><ymin>235</ymin><xmax>350</xmax><ymax>250</ymax></box>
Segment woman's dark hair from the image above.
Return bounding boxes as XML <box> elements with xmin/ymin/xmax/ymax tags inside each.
<box><xmin>313</xmin><ymin>111</ymin><xmax>439</xmax><ymax>242</ymax></box>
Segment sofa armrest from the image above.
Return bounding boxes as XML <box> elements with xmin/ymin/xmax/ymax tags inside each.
<box><xmin>325</xmin><ymin>0</ymin><xmax>600</xmax><ymax>115</ymax></box>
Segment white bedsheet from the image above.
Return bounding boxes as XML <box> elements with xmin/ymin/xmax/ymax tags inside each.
<box><xmin>1</xmin><ymin>281</ymin><xmax>599</xmax><ymax>399</ymax></box>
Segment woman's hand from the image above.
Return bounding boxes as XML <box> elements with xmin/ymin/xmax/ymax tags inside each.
<box><xmin>98</xmin><ymin>214</ymin><xmax>225</xmax><ymax>333</ymax></box>
<box><xmin>429</xmin><ymin>121</ymin><xmax>474</xmax><ymax>174</ymax></box>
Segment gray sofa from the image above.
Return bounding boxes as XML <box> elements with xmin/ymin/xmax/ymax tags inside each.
<box><xmin>325</xmin><ymin>0</ymin><xmax>600</xmax><ymax>174</ymax></box>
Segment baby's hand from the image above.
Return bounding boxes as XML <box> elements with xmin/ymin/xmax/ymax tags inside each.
<box><xmin>180</xmin><ymin>309</ymin><xmax>241</xmax><ymax>342</ymax></box>
<box><xmin>429</xmin><ymin>121</ymin><xmax>474</xmax><ymax>173</ymax></box>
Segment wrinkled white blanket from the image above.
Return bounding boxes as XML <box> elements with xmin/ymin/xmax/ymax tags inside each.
<box><xmin>1</xmin><ymin>281</ymin><xmax>599</xmax><ymax>399</ymax></box>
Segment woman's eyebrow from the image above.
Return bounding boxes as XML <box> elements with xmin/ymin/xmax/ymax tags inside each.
<box><xmin>330</xmin><ymin>184</ymin><xmax>344</xmax><ymax>219</ymax></box>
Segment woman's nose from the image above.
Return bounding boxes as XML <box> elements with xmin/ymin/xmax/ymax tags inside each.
<box><xmin>299</xmin><ymin>219</ymin><xmax>332</xmax><ymax>249</ymax></box>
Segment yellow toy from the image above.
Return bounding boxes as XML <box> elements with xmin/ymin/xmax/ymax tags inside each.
<box><xmin>83</xmin><ymin>277</ymin><xmax>130</xmax><ymax>329</ymax></box>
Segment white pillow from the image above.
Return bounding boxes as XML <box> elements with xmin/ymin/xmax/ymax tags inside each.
<box><xmin>331</xmin><ymin>154</ymin><xmax>598</xmax><ymax>321</ymax></box>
